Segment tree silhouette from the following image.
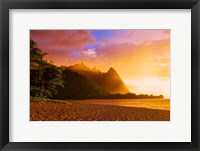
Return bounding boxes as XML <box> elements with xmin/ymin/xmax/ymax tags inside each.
<box><xmin>30</xmin><ymin>40</ymin><xmax>64</xmax><ymax>98</ymax></box>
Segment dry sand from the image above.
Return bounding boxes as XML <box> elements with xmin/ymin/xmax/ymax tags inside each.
<box><xmin>30</xmin><ymin>102</ymin><xmax>170</xmax><ymax>121</ymax></box>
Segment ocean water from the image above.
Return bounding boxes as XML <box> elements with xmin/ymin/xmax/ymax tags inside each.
<box><xmin>75</xmin><ymin>99</ymin><xmax>170</xmax><ymax>111</ymax></box>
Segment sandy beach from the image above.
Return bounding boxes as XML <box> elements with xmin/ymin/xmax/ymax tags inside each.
<box><xmin>30</xmin><ymin>102</ymin><xmax>170</xmax><ymax>121</ymax></box>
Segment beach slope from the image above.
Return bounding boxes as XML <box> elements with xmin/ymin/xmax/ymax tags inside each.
<box><xmin>30</xmin><ymin>102</ymin><xmax>170</xmax><ymax>121</ymax></box>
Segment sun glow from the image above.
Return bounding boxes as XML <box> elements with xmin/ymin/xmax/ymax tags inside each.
<box><xmin>124</xmin><ymin>78</ymin><xmax>170</xmax><ymax>98</ymax></box>
<box><xmin>31</xmin><ymin>30</ymin><xmax>170</xmax><ymax>97</ymax></box>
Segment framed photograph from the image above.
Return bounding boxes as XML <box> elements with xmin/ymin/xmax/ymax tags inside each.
<box><xmin>0</xmin><ymin>0</ymin><xmax>200</xmax><ymax>150</ymax></box>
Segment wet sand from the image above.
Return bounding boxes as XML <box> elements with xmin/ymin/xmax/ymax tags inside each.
<box><xmin>30</xmin><ymin>102</ymin><xmax>170</xmax><ymax>121</ymax></box>
<box><xmin>74</xmin><ymin>99</ymin><xmax>170</xmax><ymax>111</ymax></box>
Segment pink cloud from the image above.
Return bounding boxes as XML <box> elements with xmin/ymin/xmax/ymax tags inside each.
<box><xmin>30</xmin><ymin>30</ymin><xmax>170</xmax><ymax>78</ymax></box>
<box><xmin>30</xmin><ymin>30</ymin><xmax>95</xmax><ymax>52</ymax></box>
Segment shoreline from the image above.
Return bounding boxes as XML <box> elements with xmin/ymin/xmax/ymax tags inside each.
<box><xmin>30</xmin><ymin>102</ymin><xmax>170</xmax><ymax>121</ymax></box>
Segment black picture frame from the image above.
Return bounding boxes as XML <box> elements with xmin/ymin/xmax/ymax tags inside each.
<box><xmin>0</xmin><ymin>0</ymin><xmax>200</xmax><ymax>150</ymax></box>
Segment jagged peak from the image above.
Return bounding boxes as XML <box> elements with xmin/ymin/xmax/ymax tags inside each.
<box><xmin>67</xmin><ymin>63</ymin><xmax>101</xmax><ymax>73</ymax></box>
<box><xmin>107</xmin><ymin>67</ymin><xmax>117</xmax><ymax>74</ymax></box>
<box><xmin>105</xmin><ymin>67</ymin><xmax>121</xmax><ymax>80</ymax></box>
<box><xmin>92</xmin><ymin>66</ymin><xmax>101</xmax><ymax>72</ymax></box>
<box><xmin>92</xmin><ymin>66</ymin><xmax>97</xmax><ymax>71</ymax></box>
<box><xmin>68</xmin><ymin>63</ymin><xmax>90</xmax><ymax>71</ymax></box>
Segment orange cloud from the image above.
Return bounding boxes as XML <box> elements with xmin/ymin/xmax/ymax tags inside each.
<box><xmin>30</xmin><ymin>30</ymin><xmax>170</xmax><ymax>97</ymax></box>
<box><xmin>93</xmin><ymin>39</ymin><xmax>170</xmax><ymax>78</ymax></box>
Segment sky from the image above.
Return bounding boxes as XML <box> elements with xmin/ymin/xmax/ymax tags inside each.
<box><xmin>30</xmin><ymin>30</ymin><xmax>170</xmax><ymax>98</ymax></box>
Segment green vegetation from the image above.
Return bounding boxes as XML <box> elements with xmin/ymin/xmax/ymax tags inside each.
<box><xmin>30</xmin><ymin>96</ymin><xmax>72</xmax><ymax>104</ymax></box>
<box><xmin>100</xmin><ymin>93</ymin><xmax>164</xmax><ymax>99</ymax></box>
<box><xmin>30</xmin><ymin>40</ymin><xmax>164</xmax><ymax>101</ymax></box>
<box><xmin>53</xmin><ymin>69</ymin><xmax>108</xmax><ymax>100</ymax></box>
<box><xmin>66</xmin><ymin>64</ymin><xmax>130</xmax><ymax>94</ymax></box>
<box><xmin>53</xmin><ymin>68</ymin><xmax>164</xmax><ymax>100</ymax></box>
<box><xmin>30</xmin><ymin>40</ymin><xmax>64</xmax><ymax>100</ymax></box>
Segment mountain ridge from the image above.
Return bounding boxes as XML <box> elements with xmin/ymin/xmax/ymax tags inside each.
<box><xmin>53</xmin><ymin>69</ymin><xmax>108</xmax><ymax>100</ymax></box>
<box><xmin>53</xmin><ymin>63</ymin><xmax>164</xmax><ymax>100</ymax></box>
<box><xmin>65</xmin><ymin>63</ymin><xmax>130</xmax><ymax>94</ymax></box>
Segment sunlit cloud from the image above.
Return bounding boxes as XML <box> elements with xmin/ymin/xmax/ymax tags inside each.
<box><xmin>82</xmin><ymin>49</ymin><xmax>96</xmax><ymax>57</ymax></box>
<box><xmin>159</xmin><ymin>63</ymin><xmax>168</xmax><ymax>67</ymax></box>
<box><xmin>30</xmin><ymin>30</ymin><xmax>170</xmax><ymax>97</ymax></box>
